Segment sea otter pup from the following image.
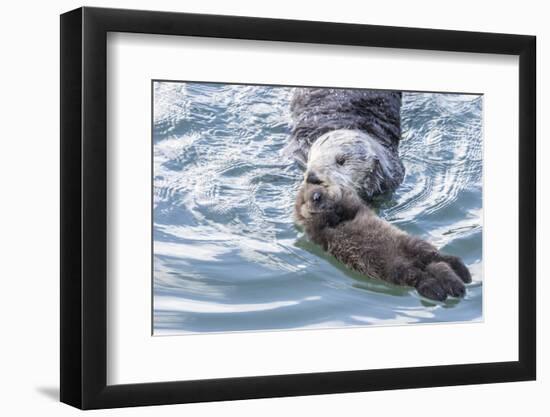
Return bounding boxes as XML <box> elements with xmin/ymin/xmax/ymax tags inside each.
<box><xmin>285</xmin><ymin>88</ymin><xmax>405</xmax><ymax>200</ymax></box>
<box><xmin>295</xmin><ymin>183</ymin><xmax>472</xmax><ymax>301</ymax></box>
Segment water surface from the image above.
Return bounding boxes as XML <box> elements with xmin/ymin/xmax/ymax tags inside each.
<box><xmin>153</xmin><ymin>81</ymin><xmax>483</xmax><ymax>335</ymax></box>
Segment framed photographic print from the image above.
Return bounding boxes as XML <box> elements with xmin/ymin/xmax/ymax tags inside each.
<box><xmin>60</xmin><ymin>6</ymin><xmax>536</xmax><ymax>409</ymax></box>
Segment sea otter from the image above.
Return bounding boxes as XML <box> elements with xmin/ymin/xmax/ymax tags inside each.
<box><xmin>294</xmin><ymin>183</ymin><xmax>472</xmax><ymax>301</ymax></box>
<box><xmin>285</xmin><ymin>88</ymin><xmax>405</xmax><ymax>200</ymax></box>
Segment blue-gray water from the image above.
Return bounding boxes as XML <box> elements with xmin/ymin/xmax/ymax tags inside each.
<box><xmin>153</xmin><ymin>81</ymin><xmax>483</xmax><ymax>335</ymax></box>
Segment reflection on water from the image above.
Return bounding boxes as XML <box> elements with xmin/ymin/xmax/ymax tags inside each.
<box><xmin>153</xmin><ymin>82</ymin><xmax>483</xmax><ymax>335</ymax></box>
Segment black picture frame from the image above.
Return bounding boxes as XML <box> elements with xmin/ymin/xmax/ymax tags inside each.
<box><xmin>60</xmin><ymin>6</ymin><xmax>536</xmax><ymax>410</ymax></box>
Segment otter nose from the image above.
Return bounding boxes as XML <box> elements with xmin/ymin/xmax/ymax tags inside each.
<box><xmin>306</xmin><ymin>171</ymin><xmax>322</xmax><ymax>185</ymax></box>
<box><xmin>312</xmin><ymin>191</ymin><xmax>322</xmax><ymax>202</ymax></box>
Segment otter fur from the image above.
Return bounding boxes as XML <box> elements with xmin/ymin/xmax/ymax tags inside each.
<box><xmin>295</xmin><ymin>183</ymin><xmax>472</xmax><ymax>301</ymax></box>
<box><xmin>285</xmin><ymin>88</ymin><xmax>405</xmax><ymax>200</ymax></box>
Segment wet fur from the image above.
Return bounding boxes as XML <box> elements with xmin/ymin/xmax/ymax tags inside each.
<box><xmin>295</xmin><ymin>184</ymin><xmax>472</xmax><ymax>301</ymax></box>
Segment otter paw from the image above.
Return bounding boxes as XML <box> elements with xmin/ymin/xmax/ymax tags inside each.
<box><xmin>440</xmin><ymin>255</ymin><xmax>472</xmax><ymax>283</ymax></box>
<box><xmin>416</xmin><ymin>277</ymin><xmax>448</xmax><ymax>301</ymax></box>
<box><xmin>416</xmin><ymin>262</ymin><xmax>466</xmax><ymax>301</ymax></box>
<box><xmin>426</xmin><ymin>261</ymin><xmax>466</xmax><ymax>298</ymax></box>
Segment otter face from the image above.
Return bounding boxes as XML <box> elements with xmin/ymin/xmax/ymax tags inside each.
<box><xmin>295</xmin><ymin>183</ymin><xmax>362</xmax><ymax>229</ymax></box>
<box><xmin>298</xmin><ymin>184</ymin><xmax>342</xmax><ymax>220</ymax></box>
<box><xmin>305</xmin><ymin>129</ymin><xmax>398</xmax><ymax>199</ymax></box>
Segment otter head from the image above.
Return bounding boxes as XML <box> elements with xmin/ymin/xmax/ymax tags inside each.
<box><xmin>305</xmin><ymin>129</ymin><xmax>404</xmax><ymax>200</ymax></box>
<box><xmin>295</xmin><ymin>182</ymin><xmax>363</xmax><ymax>230</ymax></box>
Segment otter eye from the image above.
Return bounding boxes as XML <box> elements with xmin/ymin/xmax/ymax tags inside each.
<box><xmin>336</xmin><ymin>154</ymin><xmax>346</xmax><ymax>166</ymax></box>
